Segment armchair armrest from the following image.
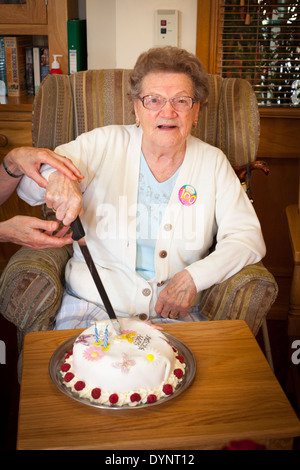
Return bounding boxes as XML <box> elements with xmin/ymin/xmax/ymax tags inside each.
<box><xmin>0</xmin><ymin>245</ymin><xmax>72</xmax><ymax>349</ymax></box>
<box><xmin>199</xmin><ymin>262</ymin><xmax>278</xmax><ymax>336</ymax></box>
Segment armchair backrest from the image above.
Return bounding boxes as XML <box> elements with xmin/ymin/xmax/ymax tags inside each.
<box><xmin>32</xmin><ymin>70</ymin><xmax>260</xmax><ymax>167</ymax></box>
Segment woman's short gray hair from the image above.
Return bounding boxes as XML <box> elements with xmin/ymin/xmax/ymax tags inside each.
<box><xmin>129</xmin><ymin>46</ymin><xmax>209</xmax><ymax>106</ymax></box>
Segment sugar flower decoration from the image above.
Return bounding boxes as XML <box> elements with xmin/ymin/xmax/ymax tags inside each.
<box><xmin>144</xmin><ymin>348</ymin><xmax>161</xmax><ymax>364</ymax></box>
<box><xmin>83</xmin><ymin>347</ymin><xmax>104</xmax><ymax>361</ymax></box>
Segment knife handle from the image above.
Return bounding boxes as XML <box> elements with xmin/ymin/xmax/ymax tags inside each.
<box><xmin>70</xmin><ymin>216</ymin><xmax>86</xmax><ymax>241</ymax></box>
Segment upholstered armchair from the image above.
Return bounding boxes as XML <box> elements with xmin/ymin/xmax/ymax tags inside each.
<box><xmin>0</xmin><ymin>70</ymin><xmax>278</xmax><ymax>352</ymax></box>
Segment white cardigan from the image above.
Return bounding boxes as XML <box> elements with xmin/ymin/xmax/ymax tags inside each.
<box><xmin>17</xmin><ymin>125</ymin><xmax>266</xmax><ymax>317</ymax></box>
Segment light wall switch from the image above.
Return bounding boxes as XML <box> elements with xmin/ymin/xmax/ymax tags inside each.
<box><xmin>155</xmin><ymin>10</ymin><xmax>179</xmax><ymax>47</ymax></box>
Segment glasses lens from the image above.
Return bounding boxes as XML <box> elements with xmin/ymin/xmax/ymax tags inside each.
<box><xmin>141</xmin><ymin>95</ymin><xmax>194</xmax><ymax>111</ymax></box>
<box><xmin>172</xmin><ymin>97</ymin><xmax>193</xmax><ymax>111</ymax></box>
<box><xmin>143</xmin><ymin>95</ymin><xmax>164</xmax><ymax>110</ymax></box>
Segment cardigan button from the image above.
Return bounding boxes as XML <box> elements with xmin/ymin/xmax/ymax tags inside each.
<box><xmin>138</xmin><ymin>313</ymin><xmax>148</xmax><ymax>321</ymax></box>
<box><xmin>164</xmin><ymin>223</ymin><xmax>172</xmax><ymax>231</ymax></box>
<box><xmin>142</xmin><ymin>288</ymin><xmax>151</xmax><ymax>296</ymax></box>
<box><xmin>159</xmin><ymin>250</ymin><xmax>167</xmax><ymax>258</ymax></box>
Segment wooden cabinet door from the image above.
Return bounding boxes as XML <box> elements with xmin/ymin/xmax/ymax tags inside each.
<box><xmin>0</xmin><ymin>0</ymin><xmax>47</xmax><ymax>25</ymax></box>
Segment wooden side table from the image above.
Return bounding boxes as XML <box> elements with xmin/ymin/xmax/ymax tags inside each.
<box><xmin>17</xmin><ymin>321</ymin><xmax>300</xmax><ymax>450</ymax></box>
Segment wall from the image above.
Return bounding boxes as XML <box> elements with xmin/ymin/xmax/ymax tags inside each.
<box><xmin>86</xmin><ymin>0</ymin><xmax>197</xmax><ymax>69</ymax></box>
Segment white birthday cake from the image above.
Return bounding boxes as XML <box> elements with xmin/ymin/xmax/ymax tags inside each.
<box><xmin>60</xmin><ymin>318</ymin><xmax>186</xmax><ymax>407</ymax></box>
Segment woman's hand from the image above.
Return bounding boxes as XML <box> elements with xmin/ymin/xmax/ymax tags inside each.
<box><xmin>154</xmin><ymin>270</ymin><xmax>197</xmax><ymax>319</ymax></box>
<box><xmin>4</xmin><ymin>147</ymin><xmax>84</xmax><ymax>188</ymax></box>
<box><xmin>0</xmin><ymin>216</ymin><xmax>74</xmax><ymax>249</ymax></box>
<box><xmin>45</xmin><ymin>170</ymin><xmax>83</xmax><ymax>225</ymax></box>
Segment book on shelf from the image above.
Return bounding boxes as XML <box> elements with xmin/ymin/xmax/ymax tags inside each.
<box><xmin>4</xmin><ymin>36</ymin><xmax>32</xmax><ymax>96</ymax></box>
<box><xmin>33</xmin><ymin>47</ymin><xmax>40</xmax><ymax>94</ymax></box>
<box><xmin>28</xmin><ymin>46</ymin><xmax>50</xmax><ymax>95</ymax></box>
<box><xmin>0</xmin><ymin>37</ymin><xmax>6</xmax><ymax>96</ymax></box>
<box><xmin>67</xmin><ymin>19</ymin><xmax>87</xmax><ymax>74</ymax></box>
<box><xmin>0</xmin><ymin>37</ymin><xmax>50</xmax><ymax>98</ymax></box>
<box><xmin>40</xmin><ymin>46</ymin><xmax>50</xmax><ymax>81</ymax></box>
<box><xmin>25</xmin><ymin>47</ymin><xmax>34</xmax><ymax>95</ymax></box>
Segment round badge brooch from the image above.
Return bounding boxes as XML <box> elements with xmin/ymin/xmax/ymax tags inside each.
<box><xmin>178</xmin><ymin>185</ymin><xmax>197</xmax><ymax>206</ymax></box>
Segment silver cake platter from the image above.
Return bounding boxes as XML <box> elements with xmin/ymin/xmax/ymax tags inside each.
<box><xmin>49</xmin><ymin>332</ymin><xmax>196</xmax><ymax>410</ymax></box>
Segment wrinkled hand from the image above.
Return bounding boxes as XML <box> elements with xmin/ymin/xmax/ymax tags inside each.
<box><xmin>45</xmin><ymin>170</ymin><xmax>83</xmax><ymax>225</ymax></box>
<box><xmin>155</xmin><ymin>270</ymin><xmax>197</xmax><ymax>319</ymax></box>
<box><xmin>5</xmin><ymin>147</ymin><xmax>84</xmax><ymax>188</ymax></box>
<box><xmin>0</xmin><ymin>216</ymin><xmax>74</xmax><ymax>249</ymax></box>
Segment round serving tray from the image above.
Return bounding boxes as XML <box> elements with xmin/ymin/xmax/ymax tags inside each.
<box><xmin>49</xmin><ymin>332</ymin><xmax>196</xmax><ymax>410</ymax></box>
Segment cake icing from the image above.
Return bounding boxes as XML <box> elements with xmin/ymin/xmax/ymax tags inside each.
<box><xmin>60</xmin><ymin>318</ymin><xmax>185</xmax><ymax>407</ymax></box>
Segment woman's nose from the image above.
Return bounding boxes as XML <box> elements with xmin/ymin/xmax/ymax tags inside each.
<box><xmin>159</xmin><ymin>101</ymin><xmax>177</xmax><ymax>118</ymax></box>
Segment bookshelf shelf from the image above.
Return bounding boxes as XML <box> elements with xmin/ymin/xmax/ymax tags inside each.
<box><xmin>0</xmin><ymin>25</ymin><xmax>47</xmax><ymax>37</ymax></box>
<box><xmin>0</xmin><ymin>95</ymin><xmax>34</xmax><ymax>112</ymax></box>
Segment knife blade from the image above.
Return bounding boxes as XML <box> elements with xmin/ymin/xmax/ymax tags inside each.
<box><xmin>70</xmin><ymin>216</ymin><xmax>122</xmax><ymax>336</ymax></box>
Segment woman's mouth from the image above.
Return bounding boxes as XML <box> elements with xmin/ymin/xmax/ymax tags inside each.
<box><xmin>157</xmin><ymin>125</ymin><xmax>177</xmax><ymax>129</ymax></box>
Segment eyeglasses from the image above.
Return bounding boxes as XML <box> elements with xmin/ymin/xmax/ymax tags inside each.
<box><xmin>138</xmin><ymin>95</ymin><xmax>196</xmax><ymax>112</ymax></box>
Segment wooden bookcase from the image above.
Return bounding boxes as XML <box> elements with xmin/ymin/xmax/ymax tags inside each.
<box><xmin>0</xmin><ymin>0</ymin><xmax>78</xmax><ymax>273</ymax></box>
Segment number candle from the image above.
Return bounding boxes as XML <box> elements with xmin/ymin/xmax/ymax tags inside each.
<box><xmin>104</xmin><ymin>326</ymin><xmax>108</xmax><ymax>349</ymax></box>
<box><xmin>94</xmin><ymin>323</ymin><xmax>99</xmax><ymax>343</ymax></box>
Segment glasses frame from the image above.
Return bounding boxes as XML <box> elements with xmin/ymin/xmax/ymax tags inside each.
<box><xmin>138</xmin><ymin>95</ymin><xmax>197</xmax><ymax>112</ymax></box>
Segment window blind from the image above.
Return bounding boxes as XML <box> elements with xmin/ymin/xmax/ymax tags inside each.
<box><xmin>217</xmin><ymin>0</ymin><xmax>300</xmax><ymax>107</ymax></box>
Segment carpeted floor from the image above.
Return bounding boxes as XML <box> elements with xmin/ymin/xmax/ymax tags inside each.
<box><xmin>0</xmin><ymin>314</ymin><xmax>299</xmax><ymax>450</ymax></box>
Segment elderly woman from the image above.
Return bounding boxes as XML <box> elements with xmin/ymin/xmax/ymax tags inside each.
<box><xmin>17</xmin><ymin>46</ymin><xmax>266</xmax><ymax>328</ymax></box>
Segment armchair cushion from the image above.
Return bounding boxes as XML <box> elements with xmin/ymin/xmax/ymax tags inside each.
<box><xmin>32</xmin><ymin>73</ymin><xmax>74</xmax><ymax>149</ymax></box>
<box><xmin>216</xmin><ymin>77</ymin><xmax>260</xmax><ymax>167</ymax></box>
<box><xmin>70</xmin><ymin>69</ymin><xmax>135</xmax><ymax>136</ymax></box>
<box><xmin>199</xmin><ymin>261</ymin><xmax>278</xmax><ymax>336</ymax></box>
<box><xmin>0</xmin><ymin>245</ymin><xmax>72</xmax><ymax>348</ymax></box>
